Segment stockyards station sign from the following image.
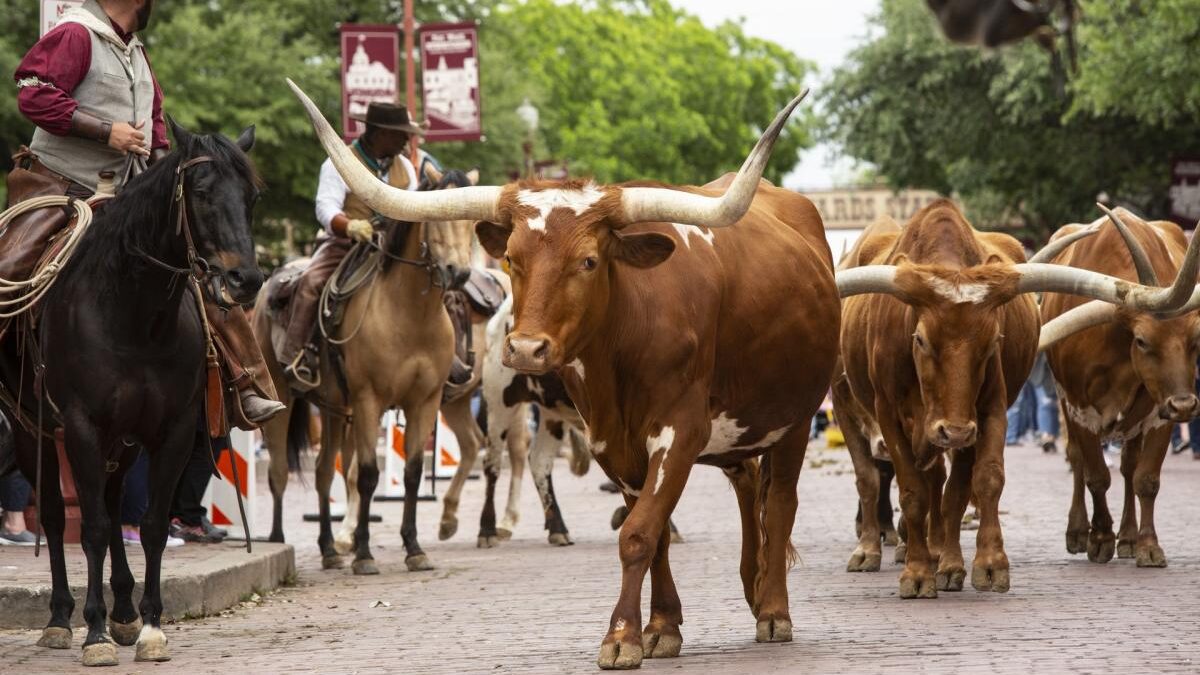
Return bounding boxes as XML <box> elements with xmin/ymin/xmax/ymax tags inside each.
<box><xmin>420</xmin><ymin>22</ymin><xmax>482</xmax><ymax>142</ymax></box>
<box><xmin>806</xmin><ymin>187</ymin><xmax>948</xmax><ymax>255</ymax></box>
<box><xmin>340</xmin><ymin>25</ymin><xmax>401</xmax><ymax>141</ymax></box>
<box><xmin>1171</xmin><ymin>158</ymin><xmax>1200</xmax><ymax>225</ymax></box>
<box><xmin>40</xmin><ymin>0</ymin><xmax>84</xmax><ymax>36</ymax></box>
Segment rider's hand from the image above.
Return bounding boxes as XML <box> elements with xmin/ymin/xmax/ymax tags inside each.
<box><xmin>109</xmin><ymin>120</ymin><xmax>150</xmax><ymax>157</ymax></box>
<box><xmin>346</xmin><ymin>219</ymin><xmax>374</xmax><ymax>243</ymax></box>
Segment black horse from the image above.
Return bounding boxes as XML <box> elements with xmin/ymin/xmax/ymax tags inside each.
<box><xmin>3</xmin><ymin>119</ymin><xmax>261</xmax><ymax>667</ymax></box>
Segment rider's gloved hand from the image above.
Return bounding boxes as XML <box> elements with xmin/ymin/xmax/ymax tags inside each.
<box><xmin>346</xmin><ymin>219</ymin><xmax>374</xmax><ymax>243</ymax></box>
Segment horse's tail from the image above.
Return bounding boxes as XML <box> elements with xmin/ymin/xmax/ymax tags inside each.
<box><xmin>286</xmin><ymin>402</ymin><xmax>310</xmax><ymax>473</ymax></box>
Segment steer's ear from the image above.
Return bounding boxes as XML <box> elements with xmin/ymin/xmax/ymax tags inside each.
<box><xmin>476</xmin><ymin>221</ymin><xmax>512</xmax><ymax>259</ymax></box>
<box><xmin>611</xmin><ymin>231</ymin><xmax>675</xmax><ymax>269</ymax></box>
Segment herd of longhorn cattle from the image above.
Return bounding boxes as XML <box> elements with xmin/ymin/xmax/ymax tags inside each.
<box><xmin>289</xmin><ymin>81</ymin><xmax>1199</xmax><ymax>670</ymax></box>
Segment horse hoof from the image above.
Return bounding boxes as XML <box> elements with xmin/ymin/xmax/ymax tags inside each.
<box><xmin>321</xmin><ymin>554</ymin><xmax>345</xmax><ymax>570</ymax></box>
<box><xmin>134</xmin><ymin>626</ymin><xmax>170</xmax><ymax>662</ymax></box>
<box><xmin>438</xmin><ymin>519</ymin><xmax>458</xmax><ymax>541</ymax></box>
<box><xmin>108</xmin><ymin>617</ymin><xmax>142</xmax><ymax>646</ymax></box>
<box><xmin>496</xmin><ymin>528</ymin><xmax>514</xmax><ymax>541</ymax></box>
<box><xmin>477</xmin><ymin>535</ymin><xmax>499</xmax><ymax>549</ymax></box>
<box><xmin>755</xmin><ymin>617</ymin><xmax>793</xmax><ymax>643</ymax></box>
<box><xmin>406</xmin><ymin>553</ymin><xmax>434</xmax><ymax>572</ymax></box>
<box><xmin>352</xmin><ymin>558</ymin><xmax>380</xmax><ymax>575</ymax></box>
<box><xmin>548</xmin><ymin>532</ymin><xmax>574</xmax><ymax>547</ymax></box>
<box><xmin>641</xmin><ymin>625</ymin><xmax>682</xmax><ymax>658</ymax></box>
<box><xmin>333</xmin><ymin>536</ymin><xmax>354</xmax><ymax>556</ymax></box>
<box><xmin>846</xmin><ymin>550</ymin><xmax>881</xmax><ymax>573</ymax></box>
<box><xmin>82</xmin><ymin>641</ymin><xmax>119</xmax><ymax>667</ymax></box>
<box><xmin>37</xmin><ymin>626</ymin><xmax>72</xmax><ymax>649</ymax></box>
<box><xmin>597</xmin><ymin>640</ymin><xmax>643</xmax><ymax>670</ymax></box>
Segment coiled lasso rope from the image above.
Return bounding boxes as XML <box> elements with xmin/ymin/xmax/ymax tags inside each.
<box><xmin>0</xmin><ymin>196</ymin><xmax>93</xmax><ymax>319</ymax></box>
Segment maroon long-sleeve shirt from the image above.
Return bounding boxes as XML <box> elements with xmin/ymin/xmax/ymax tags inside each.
<box><xmin>14</xmin><ymin>19</ymin><xmax>168</xmax><ymax>150</ymax></box>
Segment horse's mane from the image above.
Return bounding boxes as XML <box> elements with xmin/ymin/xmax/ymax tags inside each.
<box><xmin>382</xmin><ymin>167</ymin><xmax>474</xmax><ymax>265</ymax></box>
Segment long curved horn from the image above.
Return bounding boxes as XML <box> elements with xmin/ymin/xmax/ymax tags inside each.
<box><xmin>1097</xmin><ymin>204</ymin><xmax>1158</xmax><ymax>286</ymax></box>
<box><xmin>287</xmin><ymin>79</ymin><xmax>504</xmax><ymax>223</ymax></box>
<box><xmin>1026</xmin><ymin>223</ymin><xmax>1101</xmax><ymax>264</ymax></box>
<box><xmin>835</xmin><ymin>266</ymin><xmax>902</xmax><ymax>298</ymax></box>
<box><xmin>1038</xmin><ymin>300</ymin><xmax>1119</xmax><ymax>351</ymax></box>
<box><xmin>617</xmin><ymin>90</ymin><xmax>810</xmax><ymax>228</ymax></box>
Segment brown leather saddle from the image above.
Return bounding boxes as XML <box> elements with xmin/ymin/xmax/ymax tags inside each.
<box><xmin>462</xmin><ymin>267</ymin><xmax>505</xmax><ymax>318</ymax></box>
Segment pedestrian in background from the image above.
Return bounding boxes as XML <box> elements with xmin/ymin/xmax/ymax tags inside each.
<box><xmin>1030</xmin><ymin>353</ymin><xmax>1060</xmax><ymax>453</ymax></box>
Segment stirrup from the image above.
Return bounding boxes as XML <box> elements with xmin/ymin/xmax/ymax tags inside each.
<box><xmin>284</xmin><ymin>349</ymin><xmax>320</xmax><ymax>392</ymax></box>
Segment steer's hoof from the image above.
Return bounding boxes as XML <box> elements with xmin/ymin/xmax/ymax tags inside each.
<box><xmin>610</xmin><ymin>506</ymin><xmax>630</xmax><ymax>531</ymax></box>
<box><xmin>898</xmin><ymin>570</ymin><xmax>937</xmax><ymax>599</ymax></box>
<box><xmin>882</xmin><ymin>529</ymin><xmax>900</xmax><ymax>547</ymax></box>
<box><xmin>1135</xmin><ymin>544</ymin><xmax>1167</xmax><ymax>568</ymax></box>
<box><xmin>972</xmin><ymin>564</ymin><xmax>1010</xmax><ymax>593</ymax></box>
<box><xmin>936</xmin><ymin>565</ymin><xmax>966</xmax><ymax>592</ymax></box>
<box><xmin>352</xmin><ymin>558</ymin><xmax>380</xmax><ymax>575</ymax></box>
<box><xmin>755</xmin><ymin>617</ymin><xmax>793</xmax><ymax>643</ymax></box>
<box><xmin>846</xmin><ymin>550</ymin><xmax>881</xmax><ymax>572</ymax></box>
<box><xmin>641</xmin><ymin>624</ymin><xmax>682</xmax><ymax>658</ymax></box>
<box><xmin>1116</xmin><ymin>540</ymin><xmax>1135</xmax><ymax>559</ymax></box>
<box><xmin>108</xmin><ymin>617</ymin><xmax>142</xmax><ymax>646</ymax></box>
<box><xmin>669</xmin><ymin>529</ymin><xmax>685</xmax><ymax>544</ymax></box>
<box><xmin>37</xmin><ymin>626</ymin><xmax>73</xmax><ymax>649</ymax></box>
<box><xmin>597</xmin><ymin>640</ymin><xmax>643</xmax><ymax>670</ymax></box>
<box><xmin>82</xmin><ymin>641</ymin><xmax>119</xmax><ymax>667</ymax></box>
<box><xmin>405</xmin><ymin>553</ymin><xmax>434</xmax><ymax>572</ymax></box>
<box><xmin>477</xmin><ymin>535</ymin><xmax>499</xmax><ymax>549</ymax></box>
<box><xmin>134</xmin><ymin>626</ymin><xmax>170</xmax><ymax>662</ymax></box>
<box><xmin>894</xmin><ymin>542</ymin><xmax>907</xmax><ymax>564</ymax></box>
<box><xmin>438</xmin><ymin>518</ymin><xmax>458</xmax><ymax>541</ymax></box>
<box><xmin>1065</xmin><ymin>529</ymin><xmax>1089</xmax><ymax>555</ymax></box>
<box><xmin>1087</xmin><ymin>533</ymin><xmax>1115</xmax><ymax>564</ymax></box>
<box><xmin>321</xmin><ymin>554</ymin><xmax>344</xmax><ymax>570</ymax></box>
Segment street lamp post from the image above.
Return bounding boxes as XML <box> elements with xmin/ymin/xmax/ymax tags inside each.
<box><xmin>516</xmin><ymin>97</ymin><xmax>539</xmax><ymax>179</ymax></box>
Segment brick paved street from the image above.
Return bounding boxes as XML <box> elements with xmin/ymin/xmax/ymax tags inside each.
<box><xmin>3</xmin><ymin>438</ymin><xmax>1199</xmax><ymax>674</ymax></box>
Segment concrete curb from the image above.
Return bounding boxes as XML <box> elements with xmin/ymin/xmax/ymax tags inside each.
<box><xmin>0</xmin><ymin>543</ymin><xmax>295</xmax><ymax>629</ymax></box>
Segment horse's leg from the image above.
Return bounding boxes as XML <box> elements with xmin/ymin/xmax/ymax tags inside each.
<box><xmin>62</xmin><ymin>414</ymin><xmax>120</xmax><ymax>666</ymax></box>
<box><xmin>16</xmin><ymin>430</ymin><xmax>74</xmax><ymax>649</ymax></box>
<box><xmin>135</xmin><ymin>419</ymin><xmax>197</xmax><ymax>663</ymax></box>
<box><xmin>335</xmin><ymin>446</ymin><xmax>359</xmax><ymax>555</ymax></box>
<box><xmin>530</xmin><ymin>419</ymin><xmax>572</xmax><ymax>546</ymax></box>
<box><xmin>349</xmin><ymin>398</ymin><xmax>383</xmax><ymax>576</ymax></box>
<box><xmin>263</xmin><ymin>393</ymin><xmax>293</xmax><ymax>543</ymax></box>
<box><xmin>315</xmin><ymin>413</ymin><xmax>344</xmax><ymax>569</ymax></box>
<box><xmin>401</xmin><ymin>392</ymin><xmax>439</xmax><ymax>571</ymax></box>
<box><xmin>105</xmin><ymin>455</ymin><xmax>141</xmax><ymax>646</ymax></box>
<box><xmin>438</xmin><ymin>396</ymin><xmax>480</xmax><ymax>541</ymax></box>
<box><xmin>497</xmin><ymin>404</ymin><xmax>531</xmax><ymax>539</ymax></box>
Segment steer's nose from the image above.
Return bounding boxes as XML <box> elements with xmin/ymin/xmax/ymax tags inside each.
<box><xmin>1163</xmin><ymin>394</ymin><xmax>1200</xmax><ymax>422</ymax></box>
<box><xmin>504</xmin><ymin>334</ymin><xmax>552</xmax><ymax>373</ymax></box>
<box><xmin>932</xmin><ymin>421</ymin><xmax>977</xmax><ymax>449</ymax></box>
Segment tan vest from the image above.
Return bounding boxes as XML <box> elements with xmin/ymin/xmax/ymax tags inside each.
<box><xmin>342</xmin><ymin>149</ymin><xmax>413</xmax><ymax>221</ymax></box>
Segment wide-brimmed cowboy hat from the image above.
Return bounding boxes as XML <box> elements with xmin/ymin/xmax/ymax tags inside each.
<box><xmin>351</xmin><ymin>102</ymin><xmax>428</xmax><ymax>136</ymax></box>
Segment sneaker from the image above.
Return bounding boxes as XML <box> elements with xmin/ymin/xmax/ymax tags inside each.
<box><xmin>1042</xmin><ymin>440</ymin><xmax>1058</xmax><ymax>454</ymax></box>
<box><xmin>122</xmin><ymin>526</ymin><xmax>141</xmax><ymax>546</ymax></box>
<box><xmin>0</xmin><ymin>529</ymin><xmax>36</xmax><ymax>546</ymax></box>
<box><xmin>165</xmin><ymin>534</ymin><xmax>185</xmax><ymax>548</ymax></box>
<box><xmin>1171</xmin><ymin>440</ymin><xmax>1191</xmax><ymax>455</ymax></box>
<box><xmin>199</xmin><ymin>516</ymin><xmax>228</xmax><ymax>541</ymax></box>
<box><xmin>171</xmin><ymin>518</ymin><xmax>222</xmax><ymax>544</ymax></box>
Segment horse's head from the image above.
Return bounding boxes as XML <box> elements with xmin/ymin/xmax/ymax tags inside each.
<box><xmin>420</xmin><ymin>164</ymin><xmax>479</xmax><ymax>290</ymax></box>
<box><xmin>168</xmin><ymin>118</ymin><xmax>263</xmax><ymax>305</ymax></box>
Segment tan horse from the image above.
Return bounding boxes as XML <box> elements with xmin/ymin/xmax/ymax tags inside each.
<box><xmin>255</xmin><ymin>167</ymin><xmax>477</xmax><ymax>573</ymax></box>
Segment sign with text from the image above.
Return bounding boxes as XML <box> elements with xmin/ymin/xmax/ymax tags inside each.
<box><xmin>1171</xmin><ymin>158</ymin><xmax>1200</xmax><ymax>226</ymax></box>
<box><xmin>340</xmin><ymin>25</ymin><xmax>400</xmax><ymax>141</ymax></box>
<box><xmin>807</xmin><ymin>187</ymin><xmax>948</xmax><ymax>230</ymax></box>
<box><xmin>40</xmin><ymin>0</ymin><xmax>84</xmax><ymax>36</ymax></box>
<box><xmin>420</xmin><ymin>22</ymin><xmax>482</xmax><ymax>142</ymax></box>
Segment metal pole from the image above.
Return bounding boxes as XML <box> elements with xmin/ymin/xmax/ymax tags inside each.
<box><xmin>404</xmin><ymin>0</ymin><xmax>420</xmax><ymax>169</ymax></box>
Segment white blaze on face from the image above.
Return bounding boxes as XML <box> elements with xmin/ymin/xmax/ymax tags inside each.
<box><xmin>925</xmin><ymin>276</ymin><xmax>991</xmax><ymax>305</ymax></box>
<box><xmin>671</xmin><ymin>223</ymin><xmax>715</xmax><ymax>249</ymax></box>
<box><xmin>646</xmin><ymin>426</ymin><xmax>676</xmax><ymax>494</ymax></box>
<box><xmin>568</xmin><ymin>358</ymin><xmax>585</xmax><ymax>381</ymax></box>
<box><xmin>517</xmin><ymin>183</ymin><xmax>605</xmax><ymax>232</ymax></box>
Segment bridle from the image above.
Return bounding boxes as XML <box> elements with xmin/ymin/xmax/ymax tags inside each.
<box><xmin>133</xmin><ymin>154</ymin><xmax>241</xmax><ymax>309</ymax></box>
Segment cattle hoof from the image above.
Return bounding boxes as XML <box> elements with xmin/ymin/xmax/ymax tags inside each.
<box><xmin>894</xmin><ymin>543</ymin><xmax>907</xmax><ymax>564</ymax></box>
<box><xmin>1065</xmin><ymin>529</ymin><xmax>1089</xmax><ymax>555</ymax></box>
<box><xmin>321</xmin><ymin>554</ymin><xmax>345</xmax><ymax>570</ymax></box>
<box><xmin>611</xmin><ymin>506</ymin><xmax>630</xmax><ymax>531</ymax></box>
<box><xmin>669</xmin><ymin>529</ymin><xmax>686</xmax><ymax>545</ymax></box>
<box><xmin>755</xmin><ymin>617</ymin><xmax>792</xmax><ymax>643</ymax></box>
<box><xmin>971</xmin><ymin>565</ymin><xmax>1010</xmax><ymax>593</ymax></box>
<box><xmin>352</xmin><ymin>558</ymin><xmax>380</xmax><ymax>575</ymax></box>
<box><xmin>1087</xmin><ymin>534</ymin><xmax>1115</xmax><ymax>563</ymax></box>
<box><xmin>37</xmin><ymin>626</ymin><xmax>73</xmax><ymax>649</ymax></box>
<box><xmin>133</xmin><ymin>626</ymin><xmax>170</xmax><ymax>662</ymax></box>
<box><xmin>846</xmin><ymin>550</ymin><xmax>881</xmax><ymax>572</ymax></box>
<box><xmin>641</xmin><ymin>624</ymin><xmax>682</xmax><ymax>658</ymax></box>
<box><xmin>438</xmin><ymin>518</ymin><xmax>458</xmax><ymax>541</ymax></box>
<box><xmin>898</xmin><ymin>571</ymin><xmax>937</xmax><ymax>599</ymax></box>
<box><xmin>477</xmin><ymin>535</ymin><xmax>499</xmax><ymax>548</ymax></box>
<box><xmin>82</xmin><ymin>641</ymin><xmax>119</xmax><ymax>667</ymax></box>
<box><xmin>108</xmin><ymin>617</ymin><xmax>142</xmax><ymax>646</ymax></box>
<box><xmin>1116</xmin><ymin>540</ymin><xmax>1135</xmax><ymax>559</ymax></box>
<box><xmin>597</xmin><ymin>640</ymin><xmax>643</xmax><ymax>669</ymax></box>
<box><xmin>935</xmin><ymin>566</ymin><xmax>966</xmax><ymax>592</ymax></box>
<box><xmin>1135</xmin><ymin>544</ymin><xmax>1167</xmax><ymax>568</ymax></box>
<box><xmin>405</xmin><ymin>553</ymin><xmax>435</xmax><ymax>572</ymax></box>
<box><xmin>496</xmin><ymin>528</ymin><xmax>514</xmax><ymax>541</ymax></box>
<box><xmin>882</xmin><ymin>529</ymin><xmax>900</xmax><ymax>547</ymax></box>
<box><xmin>548</xmin><ymin>532</ymin><xmax>574</xmax><ymax>547</ymax></box>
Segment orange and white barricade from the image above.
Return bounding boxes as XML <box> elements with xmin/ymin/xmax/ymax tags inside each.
<box><xmin>379</xmin><ymin>410</ymin><xmax>461</xmax><ymax>500</ymax></box>
<box><xmin>202</xmin><ymin>428</ymin><xmax>256</xmax><ymax>535</ymax></box>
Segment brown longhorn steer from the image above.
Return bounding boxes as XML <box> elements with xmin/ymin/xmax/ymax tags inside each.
<box><xmin>1040</xmin><ymin>208</ymin><xmax>1200</xmax><ymax>567</ymax></box>
<box><xmin>288</xmin><ymin>80</ymin><xmax>833</xmax><ymax>669</ymax></box>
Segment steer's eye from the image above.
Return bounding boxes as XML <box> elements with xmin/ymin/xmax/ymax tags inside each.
<box><xmin>913</xmin><ymin>333</ymin><xmax>928</xmax><ymax>352</ymax></box>
<box><xmin>581</xmin><ymin>257</ymin><xmax>598</xmax><ymax>271</ymax></box>
<box><xmin>1134</xmin><ymin>336</ymin><xmax>1149</xmax><ymax>351</ymax></box>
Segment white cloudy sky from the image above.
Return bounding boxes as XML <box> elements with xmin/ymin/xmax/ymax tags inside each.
<box><xmin>673</xmin><ymin>0</ymin><xmax>882</xmax><ymax>189</ymax></box>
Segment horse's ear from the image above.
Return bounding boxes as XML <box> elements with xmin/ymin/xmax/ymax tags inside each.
<box><xmin>465</xmin><ymin>168</ymin><xmax>480</xmax><ymax>186</ymax></box>
<box><xmin>168</xmin><ymin>115</ymin><xmax>192</xmax><ymax>147</ymax></box>
<box><xmin>236</xmin><ymin>125</ymin><xmax>256</xmax><ymax>153</ymax></box>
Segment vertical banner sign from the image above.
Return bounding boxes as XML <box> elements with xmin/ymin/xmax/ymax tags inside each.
<box><xmin>340</xmin><ymin>25</ymin><xmax>400</xmax><ymax>141</ymax></box>
<box><xmin>40</xmin><ymin>0</ymin><xmax>84</xmax><ymax>36</ymax></box>
<box><xmin>1171</xmin><ymin>158</ymin><xmax>1200</xmax><ymax>227</ymax></box>
<box><xmin>420</xmin><ymin>22</ymin><xmax>482</xmax><ymax>142</ymax></box>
